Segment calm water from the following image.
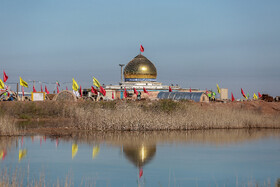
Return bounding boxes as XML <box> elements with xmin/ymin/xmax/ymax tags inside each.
<box><xmin>0</xmin><ymin>130</ymin><xmax>280</xmax><ymax>186</ymax></box>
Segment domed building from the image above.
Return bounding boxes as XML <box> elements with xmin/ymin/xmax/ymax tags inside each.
<box><xmin>104</xmin><ymin>53</ymin><xmax>209</xmax><ymax>101</ymax></box>
<box><xmin>105</xmin><ymin>53</ymin><xmax>179</xmax><ymax>99</ymax></box>
<box><xmin>124</xmin><ymin>54</ymin><xmax>157</xmax><ymax>82</ymax></box>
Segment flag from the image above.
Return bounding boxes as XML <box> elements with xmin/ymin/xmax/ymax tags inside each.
<box><xmin>91</xmin><ymin>86</ymin><xmax>98</xmax><ymax>94</ymax></box>
<box><xmin>253</xmin><ymin>93</ymin><xmax>258</xmax><ymax>100</ymax></box>
<box><xmin>33</xmin><ymin>85</ymin><xmax>37</xmax><ymax>92</ymax></box>
<box><xmin>112</xmin><ymin>92</ymin><xmax>114</xmax><ymax>99</ymax></box>
<box><xmin>133</xmin><ymin>88</ymin><xmax>138</xmax><ymax>95</ymax></box>
<box><xmin>258</xmin><ymin>92</ymin><xmax>262</xmax><ymax>98</ymax></box>
<box><xmin>72</xmin><ymin>78</ymin><xmax>79</xmax><ymax>91</ymax></box>
<box><xmin>20</xmin><ymin>77</ymin><xmax>28</xmax><ymax>88</ymax></box>
<box><xmin>231</xmin><ymin>92</ymin><xmax>235</xmax><ymax>102</ymax></box>
<box><xmin>241</xmin><ymin>88</ymin><xmax>247</xmax><ymax>99</ymax></box>
<box><xmin>143</xmin><ymin>87</ymin><xmax>149</xmax><ymax>95</ymax></box>
<box><xmin>169</xmin><ymin>86</ymin><xmax>172</xmax><ymax>92</ymax></box>
<box><xmin>0</xmin><ymin>79</ymin><xmax>4</xmax><ymax>89</ymax></box>
<box><xmin>41</xmin><ymin>85</ymin><xmax>43</xmax><ymax>92</ymax></box>
<box><xmin>57</xmin><ymin>86</ymin><xmax>60</xmax><ymax>94</ymax></box>
<box><xmin>72</xmin><ymin>144</ymin><xmax>78</xmax><ymax>159</ymax></box>
<box><xmin>3</xmin><ymin>70</ymin><xmax>8</xmax><ymax>82</ymax></box>
<box><xmin>140</xmin><ymin>45</ymin><xmax>144</xmax><ymax>52</ymax></box>
<box><xmin>45</xmin><ymin>85</ymin><xmax>50</xmax><ymax>94</ymax></box>
<box><xmin>139</xmin><ymin>168</ymin><xmax>143</xmax><ymax>178</ymax></box>
<box><xmin>56</xmin><ymin>81</ymin><xmax>60</xmax><ymax>87</ymax></box>
<box><xmin>216</xmin><ymin>84</ymin><xmax>220</xmax><ymax>94</ymax></box>
<box><xmin>79</xmin><ymin>86</ymin><xmax>82</xmax><ymax>97</ymax></box>
<box><xmin>99</xmin><ymin>86</ymin><xmax>106</xmax><ymax>96</ymax></box>
<box><xmin>124</xmin><ymin>88</ymin><xmax>128</xmax><ymax>98</ymax></box>
<box><xmin>190</xmin><ymin>87</ymin><xmax>192</xmax><ymax>92</ymax></box>
<box><xmin>93</xmin><ymin>77</ymin><xmax>101</xmax><ymax>88</ymax></box>
<box><xmin>66</xmin><ymin>86</ymin><xmax>68</xmax><ymax>91</ymax></box>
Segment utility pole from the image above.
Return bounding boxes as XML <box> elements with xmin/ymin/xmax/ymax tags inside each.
<box><xmin>119</xmin><ymin>64</ymin><xmax>125</xmax><ymax>83</ymax></box>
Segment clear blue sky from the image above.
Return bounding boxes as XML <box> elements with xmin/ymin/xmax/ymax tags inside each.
<box><xmin>1</xmin><ymin>0</ymin><xmax>280</xmax><ymax>97</ymax></box>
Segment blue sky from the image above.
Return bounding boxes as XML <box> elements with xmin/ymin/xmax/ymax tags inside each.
<box><xmin>1</xmin><ymin>0</ymin><xmax>280</xmax><ymax>97</ymax></box>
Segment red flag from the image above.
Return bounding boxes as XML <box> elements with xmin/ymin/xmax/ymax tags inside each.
<box><xmin>41</xmin><ymin>85</ymin><xmax>43</xmax><ymax>92</ymax></box>
<box><xmin>143</xmin><ymin>87</ymin><xmax>149</xmax><ymax>95</ymax></box>
<box><xmin>57</xmin><ymin>86</ymin><xmax>60</xmax><ymax>94</ymax></box>
<box><xmin>112</xmin><ymin>92</ymin><xmax>114</xmax><ymax>99</ymax></box>
<box><xmin>8</xmin><ymin>91</ymin><xmax>10</xmax><ymax>97</ymax></box>
<box><xmin>91</xmin><ymin>86</ymin><xmax>98</xmax><ymax>94</ymax></box>
<box><xmin>169</xmin><ymin>86</ymin><xmax>172</xmax><ymax>92</ymax></box>
<box><xmin>66</xmin><ymin>86</ymin><xmax>68</xmax><ymax>91</ymax></box>
<box><xmin>33</xmin><ymin>85</ymin><xmax>37</xmax><ymax>92</ymax></box>
<box><xmin>190</xmin><ymin>87</ymin><xmax>192</xmax><ymax>92</ymax></box>
<box><xmin>100</xmin><ymin>86</ymin><xmax>106</xmax><ymax>96</ymax></box>
<box><xmin>79</xmin><ymin>86</ymin><xmax>82</xmax><ymax>97</ymax></box>
<box><xmin>241</xmin><ymin>88</ymin><xmax>246</xmax><ymax>98</ymax></box>
<box><xmin>45</xmin><ymin>85</ymin><xmax>50</xmax><ymax>94</ymax></box>
<box><xmin>3</xmin><ymin>70</ymin><xmax>8</xmax><ymax>82</ymax></box>
<box><xmin>139</xmin><ymin>168</ymin><xmax>143</xmax><ymax>178</ymax></box>
<box><xmin>258</xmin><ymin>92</ymin><xmax>262</xmax><ymax>98</ymax></box>
<box><xmin>140</xmin><ymin>45</ymin><xmax>144</xmax><ymax>52</ymax></box>
<box><xmin>22</xmin><ymin>87</ymin><xmax>24</xmax><ymax>96</ymax></box>
<box><xmin>133</xmin><ymin>88</ymin><xmax>138</xmax><ymax>95</ymax></box>
<box><xmin>124</xmin><ymin>88</ymin><xmax>128</xmax><ymax>98</ymax></box>
<box><xmin>231</xmin><ymin>92</ymin><xmax>235</xmax><ymax>102</ymax></box>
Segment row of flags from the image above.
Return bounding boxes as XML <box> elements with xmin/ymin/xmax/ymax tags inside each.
<box><xmin>1</xmin><ymin>69</ymin><xmax>263</xmax><ymax>101</ymax></box>
<box><xmin>216</xmin><ymin>84</ymin><xmax>262</xmax><ymax>101</ymax></box>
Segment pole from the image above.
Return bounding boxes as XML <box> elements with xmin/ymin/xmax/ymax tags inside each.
<box><xmin>17</xmin><ymin>83</ymin><xmax>18</xmax><ymax>97</ymax></box>
<box><xmin>119</xmin><ymin>64</ymin><xmax>125</xmax><ymax>83</ymax></box>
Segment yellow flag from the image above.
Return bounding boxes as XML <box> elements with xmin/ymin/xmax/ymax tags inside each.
<box><xmin>20</xmin><ymin>77</ymin><xmax>28</xmax><ymax>88</ymax></box>
<box><xmin>216</xmin><ymin>84</ymin><xmax>220</xmax><ymax>94</ymax></box>
<box><xmin>72</xmin><ymin>78</ymin><xmax>79</xmax><ymax>91</ymax></box>
<box><xmin>72</xmin><ymin>143</ymin><xmax>78</xmax><ymax>159</ymax></box>
<box><xmin>92</xmin><ymin>146</ymin><xmax>100</xmax><ymax>160</ymax></box>
<box><xmin>0</xmin><ymin>79</ymin><xmax>4</xmax><ymax>89</ymax></box>
<box><xmin>253</xmin><ymin>93</ymin><xmax>258</xmax><ymax>100</ymax></box>
<box><xmin>19</xmin><ymin>149</ymin><xmax>27</xmax><ymax>162</ymax></box>
<box><xmin>93</xmin><ymin>77</ymin><xmax>101</xmax><ymax>88</ymax></box>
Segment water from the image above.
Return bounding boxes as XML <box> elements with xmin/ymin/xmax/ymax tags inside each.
<box><xmin>0</xmin><ymin>130</ymin><xmax>280</xmax><ymax>186</ymax></box>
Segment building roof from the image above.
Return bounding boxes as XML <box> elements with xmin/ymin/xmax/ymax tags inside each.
<box><xmin>124</xmin><ymin>54</ymin><xmax>157</xmax><ymax>82</ymax></box>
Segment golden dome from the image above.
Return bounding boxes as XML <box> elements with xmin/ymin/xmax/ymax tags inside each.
<box><xmin>124</xmin><ymin>54</ymin><xmax>157</xmax><ymax>82</ymax></box>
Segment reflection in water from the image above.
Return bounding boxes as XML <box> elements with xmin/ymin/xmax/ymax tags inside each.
<box><xmin>0</xmin><ymin>129</ymin><xmax>279</xmax><ymax>186</ymax></box>
<box><xmin>92</xmin><ymin>146</ymin><xmax>100</xmax><ymax>160</ymax></box>
<box><xmin>123</xmin><ymin>144</ymin><xmax>156</xmax><ymax>168</ymax></box>
<box><xmin>72</xmin><ymin>144</ymin><xmax>78</xmax><ymax>159</ymax></box>
<box><xmin>0</xmin><ymin>150</ymin><xmax>7</xmax><ymax>160</ymax></box>
<box><xmin>18</xmin><ymin>149</ymin><xmax>27</xmax><ymax>162</ymax></box>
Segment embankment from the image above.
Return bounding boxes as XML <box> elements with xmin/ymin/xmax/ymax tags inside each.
<box><xmin>0</xmin><ymin>100</ymin><xmax>279</xmax><ymax>135</ymax></box>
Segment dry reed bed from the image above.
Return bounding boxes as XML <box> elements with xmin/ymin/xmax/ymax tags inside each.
<box><xmin>0</xmin><ymin>116</ymin><xmax>18</xmax><ymax>136</ymax></box>
<box><xmin>0</xmin><ymin>100</ymin><xmax>280</xmax><ymax>135</ymax></box>
<box><xmin>68</xmin><ymin>100</ymin><xmax>280</xmax><ymax>131</ymax></box>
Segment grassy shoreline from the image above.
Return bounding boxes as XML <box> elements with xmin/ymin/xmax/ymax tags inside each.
<box><xmin>0</xmin><ymin>100</ymin><xmax>280</xmax><ymax>135</ymax></box>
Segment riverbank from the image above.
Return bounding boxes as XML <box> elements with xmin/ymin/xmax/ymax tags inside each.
<box><xmin>0</xmin><ymin>100</ymin><xmax>279</xmax><ymax>136</ymax></box>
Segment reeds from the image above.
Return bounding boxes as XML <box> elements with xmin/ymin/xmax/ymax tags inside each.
<box><xmin>0</xmin><ymin>115</ymin><xmax>18</xmax><ymax>136</ymax></box>
<box><xmin>0</xmin><ymin>100</ymin><xmax>279</xmax><ymax>133</ymax></box>
<box><xmin>68</xmin><ymin>100</ymin><xmax>280</xmax><ymax>131</ymax></box>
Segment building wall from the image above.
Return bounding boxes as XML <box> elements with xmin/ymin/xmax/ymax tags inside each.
<box><xmin>220</xmin><ymin>88</ymin><xmax>228</xmax><ymax>100</ymax></box>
